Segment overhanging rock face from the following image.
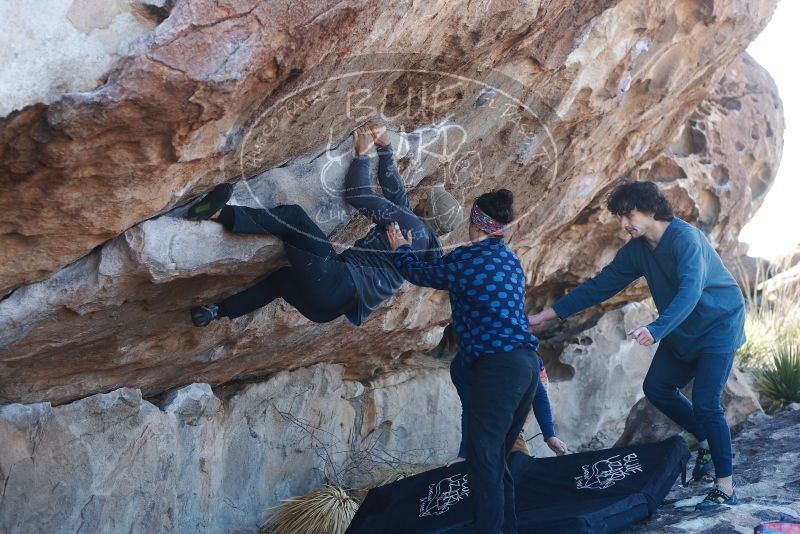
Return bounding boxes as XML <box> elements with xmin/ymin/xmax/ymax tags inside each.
<box><xmin>0</xmin><ymin>0</ymin><xmax>784</xmax><ymax>407</ymax></box>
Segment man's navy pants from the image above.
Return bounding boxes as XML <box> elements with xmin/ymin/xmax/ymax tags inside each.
<box><xmin>642</xmin><ymin>344</ymin><xmax>735</xmax><ymax>478</ymax></box>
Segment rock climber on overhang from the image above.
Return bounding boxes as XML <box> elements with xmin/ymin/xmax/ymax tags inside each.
<box><xmin>186</xmin><ymin>121</ymin><xmax>464</xmax><ymax>327</ymax></box>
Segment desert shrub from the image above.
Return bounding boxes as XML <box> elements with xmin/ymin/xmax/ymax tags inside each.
<box><xmin>756</xmin><ymin>342</ymin><xmax>800</xmax><ymax>410</ymax></box>
<box><xmin>261</xmin><ymin>485</ymin><xmax>359</xmax><ymax>534</ymax></box>
<box><xmin>736</xmin><ymin>258</ymin><xmax>800</xmax><ymax>369</ymax></box>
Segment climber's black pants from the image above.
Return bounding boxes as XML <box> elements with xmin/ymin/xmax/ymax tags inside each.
<box><xmin>466</xmin><ymin>348</ymin><xmax>538</xmax><ymax>534</ymax></box>
<box><xmin>215</xmin><ymin>205</ymin><xmax>356</xmax><ymax>323</ymax></box>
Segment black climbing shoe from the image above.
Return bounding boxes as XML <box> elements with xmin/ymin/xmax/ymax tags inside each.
<box><xmin>692</xmin><ymin>447</ymin><xmax>713</xmax><ymax>481</ymax></box>
<box><xmin>191</xmin><ymin>304</ymin><xmax>220</xmax><ymax>327</ymax></box>
<box><xmin>695</xmin><ymin>485</ymin><xmax>737</xmax><ymax>511</ymax></box>
<box><xmin>187</xmin><ymin>183</ymin><xmax>233</xmax><ymax>221</ymax></box>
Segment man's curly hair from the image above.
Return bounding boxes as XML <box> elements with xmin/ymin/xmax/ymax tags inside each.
<box><xmin>607</xmin><ymin>181</ymin><xmax>674</xmax><ymax>221</ymax></box>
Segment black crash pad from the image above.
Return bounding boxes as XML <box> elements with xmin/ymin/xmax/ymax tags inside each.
<box><xmin>346</xmin><ymin>436</ymin><xmax>689</xmax><ymax>534</ymax></box>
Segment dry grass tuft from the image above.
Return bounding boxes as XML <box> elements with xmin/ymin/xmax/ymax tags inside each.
<box><xmin>261</xmin><ymin>485</ymin><xmax>359</xmax><ymax>534</ymax></box>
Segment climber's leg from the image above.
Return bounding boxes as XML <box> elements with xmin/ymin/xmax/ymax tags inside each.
<box><xmin>190</xmin><ymin>201</ymin><xmax>358</xmax><ymax>324</ymax></box>
<box><xmin>216</xmin><ymin>204</ymin><xmax>337</xmax><ymax>268</ymax></box>
<box><xmin>217</xmin><ymin>267</ymin><xmax>294</xmax><ymax>319</ymax></box>
<box><xmin>279</xmin><ymin>260</ymin><xmax>358</xmax><ymax>323</ymax></box>
<box><xmin>217</xmin><ymin>247</ymin><xmax>357</xmax><ymax>323</ymax></box>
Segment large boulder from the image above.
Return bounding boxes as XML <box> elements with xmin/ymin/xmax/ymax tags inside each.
<box><xmin>0</xmin><ymin>0</ymin><xmax>784</xmax><ymax>405</ymax></box>
<box><xmin>0</xmin><ymin>1</ymin><xmax>789</xmax><ymax>532</ymax></box>
<box><xmin>0</xmin><ymin>362</ymin><xmax>461</xmax><ymax>533</ymax></box>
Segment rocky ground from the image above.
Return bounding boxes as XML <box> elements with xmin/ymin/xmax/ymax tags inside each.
<box><xmin>629</xmin><ymin>407</ymin><xmax>800</xmax><ymax>533</ymax></box>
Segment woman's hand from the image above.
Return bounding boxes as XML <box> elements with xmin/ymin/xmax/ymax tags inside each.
<box><xmin>387</xmin><ymin>221</ymin><xmax>413</xmax><ymax>250</ymax></box>
<box><xmin>546</xmin><ymin>436</ymin><xmax>569</xmax><ymax>456</ymax></box>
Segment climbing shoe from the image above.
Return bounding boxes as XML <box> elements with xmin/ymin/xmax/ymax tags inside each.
<box><xmin>692</xmin><ymin>447</ymin><xmax>713</xmax><ymax>481</ymax></box>
<box><xmin>187</xmin><ymin>183</ymin><xmax>233</xmax><ymax>221</ymax></box>
<box><xmin>191</xmin><ymin>304</ymin><xmax>220</xmax><ymax>327</ymax></box>
<box><xmin>695</xmin><ymin>485</ymin><xmax>737</xmax><ymax>510</ymax></box>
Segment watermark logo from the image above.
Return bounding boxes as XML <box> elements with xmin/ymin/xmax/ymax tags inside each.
<box><xmin>419</xmin><ymin>473</ymin><xmax>470</xmax><ymax>517</ymax></box>
<box><xmin>229</xmin><ymin>54</ymin><xmax>559</xmax><ymax>254</ymax></box>
<box><xmin>575</xmin><ymin>453</ymin><xmax>643</xmax><ymax>490</ymax></box>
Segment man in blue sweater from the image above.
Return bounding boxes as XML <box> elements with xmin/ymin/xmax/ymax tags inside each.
<box><xmin>528</xmin><ymin>181</ymin><xmax>745</xmax><ymax>510</ymax></box>
<box><xmin>187</xmin><ymin>122</ymin><xmax>462</xmax><ymax>327</ymax></box>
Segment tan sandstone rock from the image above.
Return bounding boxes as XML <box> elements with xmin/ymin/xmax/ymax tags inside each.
<box><xmin>0</xmin><ymin>0</ymin><xmax>783</xmax><ymax>405</ymax></box>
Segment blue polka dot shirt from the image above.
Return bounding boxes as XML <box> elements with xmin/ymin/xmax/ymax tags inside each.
<box><xmin>393</xmin><ymin>237</ymin><xmax>539</xmax><ymax>365</ymax></box>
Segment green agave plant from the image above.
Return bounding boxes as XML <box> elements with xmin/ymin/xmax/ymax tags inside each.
<box><xmin>757</xmin><ymin>342</ymin><xmax>800</xmax><ymax>408</ymax></box>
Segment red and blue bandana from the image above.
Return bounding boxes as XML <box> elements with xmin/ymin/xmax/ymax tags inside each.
<box><xmin>470</xmin><ymin>203</ymin><xmax>505</xmax><ymax>237</ymax></box>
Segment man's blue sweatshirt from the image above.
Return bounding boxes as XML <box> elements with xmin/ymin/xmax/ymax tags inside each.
<box><xmin>552</xmin><ymin>217</ymin><xmax>746</xmax><ymax>358</ymax></box>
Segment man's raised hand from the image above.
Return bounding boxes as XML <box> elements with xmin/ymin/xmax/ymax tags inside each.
<box><xmin>627</xmin><ymin>326</ymin><xmax>655</xmax><ymax>346</ymax></box>
<box><xmin>387</xmin><ymin>221</ymin><xmax>413</xmax><ymax>251</ymax></box>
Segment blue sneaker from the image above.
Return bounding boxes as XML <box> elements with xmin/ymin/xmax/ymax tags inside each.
<box><xmin>695</xmin><ymin>485</ymin><xmax>737</xmax><ymax>511</ymax></box>
<box><xmin>692</xmin><ymin>447</ymin><xmax>713</xmax><ymax>481</ymax></box>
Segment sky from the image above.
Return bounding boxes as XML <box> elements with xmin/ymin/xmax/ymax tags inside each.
<box><xmin>738</xmin><ymin>0</ymin><xmax>800</xmax><ymax>260</ymax></box>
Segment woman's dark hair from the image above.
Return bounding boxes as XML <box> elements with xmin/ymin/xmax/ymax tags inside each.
<box><xmin>476</xmin><ymin>189</ymin><xmax>515</xmax><ymax>224</ymax></box>
<box><xmin>607</xmin><ymin>181</ymin><xmax>674</xmax><ymax>221</ymax></box>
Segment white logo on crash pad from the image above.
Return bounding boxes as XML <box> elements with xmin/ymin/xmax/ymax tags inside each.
<box><xmin>575</xmin><ymin>453</ymin><xmax>643</xmax><ymax>490</ymax></box>
<box><xmin>419</xmin><ymin>473</ymin><xmax>470</xmax><ymax>517</ymax></box>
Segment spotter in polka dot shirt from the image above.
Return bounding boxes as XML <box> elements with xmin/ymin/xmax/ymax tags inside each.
<box><xmin>393</xmin><ymin>237</ymin><xmax>539</xmax><ymax>365</ymax></box>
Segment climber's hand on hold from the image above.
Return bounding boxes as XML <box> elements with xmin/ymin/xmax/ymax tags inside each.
<box><xmin>387</xmin><ymin>221</ymin><xmax>412</xmax><ymax>250</ymax></box>
<box><xmin>353</xmin><ymin>125</ymin><xmax>375</xmax><ymax>156</ymax></box>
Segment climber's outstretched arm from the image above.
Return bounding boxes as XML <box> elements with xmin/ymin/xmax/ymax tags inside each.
<box><xmin>343</xmin><ymin>156</ymin><xmax>421</xmax><ymax>234</ymax></box>
<box><xmin>375</xmin><ymin>143</ymin><xmax>410</xmax><ymax>209</ymax></box>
